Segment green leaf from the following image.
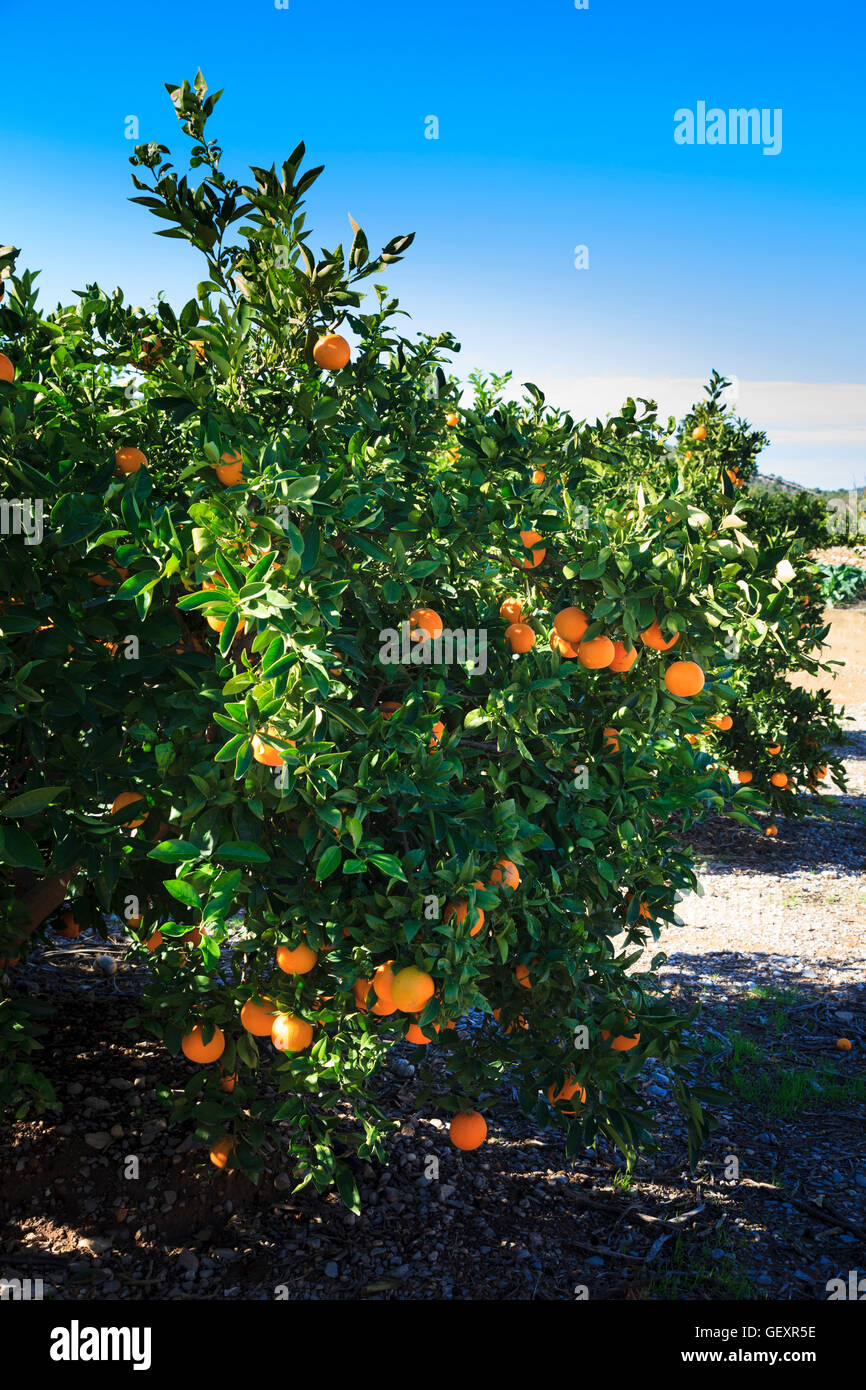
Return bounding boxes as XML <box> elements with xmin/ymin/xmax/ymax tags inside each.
<box><xmin>368</xmin><ymin>853</ymin><xmax>406</xmax><ymax>881</ymax></box>
<box><xmin>0</xmin><ymin>786</ymin><xmax>67</xmax><ymax>818</ymax></box>
<box><xmin>148</xmin><ymin>840</ymin><xmax>201</xmax><ymax>863</ymax></box>
<box><xmin>214</xmin><ymin>840</ymin><xmax>272</xmax><ymax>865</ymax></box>
<box><xmin>164</xmin><ymin>880</ymin><xmax>204</xmax><ymax>911</ymax></box>
<box><xmin>0</xmin><ymin>825</ymin><xmax>43</xmax><ymax>871</ymax></box>
<box><xmin>315</xmin><ymin>844</ymin><xmax>342</xmax><ymax>880</ymax></box>
<box><xmin>284</xmin><ymin>475</ymin><xmax>320</xmax><ymax>502</ymax></box>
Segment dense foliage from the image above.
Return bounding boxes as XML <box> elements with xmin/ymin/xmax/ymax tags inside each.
<box><xmin>0</xmin><ymin>75</ymin><xmax>846</xmax><ymax>1203</ymax></box>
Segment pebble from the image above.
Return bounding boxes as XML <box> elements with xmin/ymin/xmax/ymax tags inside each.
<box><xmin>84</xmin><ymin>1132</ymin><xmax>113</xmax><ymax>1151</ymax></box>
<box><xmin>324</xmin><ymin>1262</ymin><xmax>339</xmax><ymax>1279</ymax></box>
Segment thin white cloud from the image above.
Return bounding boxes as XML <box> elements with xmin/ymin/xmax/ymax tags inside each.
<box><xmin>521</xmin><ymin>376</ymin><xmax>866</xmax><ymax>487</ymax></box>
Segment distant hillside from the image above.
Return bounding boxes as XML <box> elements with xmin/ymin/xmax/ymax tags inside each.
<box><xmin>754</xmin><ymin>473</ymin><xmax>866</xmax><ymax>504</ymax></box>
<box><xmin>752</xmin><ymin>473</ymin><xmax>807</xmax><ymax>495</ymax></box>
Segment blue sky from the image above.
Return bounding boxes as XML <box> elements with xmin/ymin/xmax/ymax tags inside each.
<box><xmin>2</xmin><ymin>0</ymin><xmax>864</xmax><ymax>485</ymax></box>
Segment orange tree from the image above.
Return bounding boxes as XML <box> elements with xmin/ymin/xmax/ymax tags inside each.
<box><xmin>0</xmin><ymin>75</ymin><xmax>841</xmax><ymax>1201</ymax></box>
<box><xmin>674</xmin><ymin>374</ymin><xmax>846</xmax><ymax>817</ymax></box>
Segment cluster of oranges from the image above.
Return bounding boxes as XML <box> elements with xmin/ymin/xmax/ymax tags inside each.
<box><xmin>498</xmin><ymin>599</ymin><xmax>706</xmax><ymax>698</ymax></box>
<box><xmin>186</xmin><ymin>861</ymin><xmax>526</xmax><ymax>1161</ymax></box>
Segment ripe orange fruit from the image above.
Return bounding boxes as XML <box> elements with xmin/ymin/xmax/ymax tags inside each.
<box><xmin>499</xmin><ymin>597</ymin><xmax>523</xmax><ymax>624</ymax></box>
<box><xmin>578</xmin><ymin>635</ymin><xmax>615</xmax><ymax>669</ymax></box>
<box><xmin>492</xmin><ymin>1008</ymin><xmax>528</xmax><ymax>1035</ymax></box>
<box><xmin>547</xmin><ymin>1076</ymin><xmax>586</xmax><ymax>1114</ymax></box>
<box><xmin>515</xmin><ymin>963</ymin><xmax>532</xmax><ymax>990</ymax></box>
<box><xmin>209</xmin><ymin>1135</ymin><xmax>235</xmax><ymax>1170</ymax></box>
<box><xmin>115</xmin><ymin>446</ymin><xmax>146</xmax><ymax>475</ymax></box>
<box><xmin>550</xmin><ymin>629</ymin><xmax>580</xmax><ymax>658</ymax></box>
<box><xmin>372</xmin><ymin>961</ymin><xmax>396</xmax><ymax>1006</ymax></box>
<box><xmin>505</xmin><ymin>622</ymin><xmax>536</xmax><ymax>653</ymax></box>
<box><xmin>836</xmin><ymin>1038</ymin><xmax>853</xmax><ymax>1051</ymax></box>
<box><xmin>765</xmin><ymin>825</ymin><xmax>778</xmax><ymax>837</ymax></box>
<box><xmin>215</xmin><ymin>451</ymin><xmax>243</xmax><ymax>486</ymax></box>
<box><xmin>0</xmin><ymin>353</ymin><xmax>15</xmax><ymax>384</ymax></box>
<box><xmin>181</xmin><ymin>1024</ymin><xmax>226</xmax><ymax>1064</ymax></box>
<box><xmin>58</xmin><ymin>910</ymin><xmax>80</xmax><ymax>939</ymax></box>
<box><xmin>145</xmin><ymin>929</ymin><xmax>163</xmax><ymax>952</ymax></box>
<box><xmin>489</xmin><ymin>858</ymin><xmax>520</xmax><ymax>890</ymax></box>
<box><xmin>737</xmin><ymin>770</ymin><xmax>753</xmax><ymax>784</ymax></box>
<box><xmin>408</xmin><ymin>607</ymin><xmax>443</xmax><ymax>642</ymax></box>
<box><xmin>445</xmin><ymin>895</ymin><xmax>485</xmax><ymax>938</ymax></box>
<box><xmin>812</xmin><ymin>766</ymin><xmax>827</xmax><ymax>780</ymax></box>
<box><xmin>692</xmin><ymin>425</ymin><xmax>707</xmax><ymax>441</ymax></box>
<box><xmin>252</xmin><ymin>726</ymin><xmax>289</xmax><ymax>767</ymax></box>
<box><xmin>313</xmin><ymin>333</ymin><xmax>351</xmax><ymax>370</ymax></box>
<box><xmin>390</xmin><ymin>966</ymin><xmax>435</xmax><ymax>1013</ymax></box>
<box><xmin>206</xmin><ymin>609</ymin><xmax>246</xmax><ymax>636</ymax></box>
<box><xmin>240</xmin><ymin>997</ymin><xmax>278</xmax><ymax>1036</ymax></box>
<box><xmin>90</xmin><ymin>559</ymin><xmax>130</xmax><ymax>587</ymax></box>
<box><xmin>271</xmin><ymin>1012</ymin><xmax>314</xmax><ymax>1052</ymax></box>
<box><xmin>609</xmin><ymin>640</ymin><xmax>638</xmax><ymax>673</ymax></box>
<box><xmin>446</xmin><ymin>412</ymin><xmax>459</xmax><ymax>427</ymax></box>
<box><xmin>664</xmin><ymin>661</ymin><xmax>705</xmax><ymax>697</ymax></box>
<box><xmin>379</xmin><ymin>700</ymin><xmax>402</xmax><ymax>720</ymax></box>
<box><xmin>111</xmin><ymin>791</ymin><xmax>147</xmax><ymax>826</ymax></box>
<box><xmin>641</xmin><ymin>619</ymin><xmax>679</xmax><ymax>651</ymax></box>
<box><xmin>767</xmin><ymin>744</ymin><xmax>781</xmax><ymax>755</ymax></box>
<box><xmin>353</xmin><ymin>977</ymin><xmax>397</xmax><ymax>1016</ymax></box>
<box><xmin>276</xmin><ymin>942</ymin><xmax>318</xmax><ymax>975</ymax></box>
<box><xmin>554</xmin><ymin>607</ymin><xmax>589</xmax><ymax>644</ymax></box>
<box><xmin>219</xmin><ymin>1070</ymin><xmax>237</xmax><ymax>1093</ymax></box>
<box><xmin>518</xmin><ymin>530</ymin><xmax>545</xmax><ymax>568</ymax></box>
<box><xmin>531</xmin><ymin>469</ymin><xmax>546</xmax><ymax>485</ymax></box>
<box><xmin>600</xmin><ymin>1027</ymin><xmax>640</xmax><ymax>1051</ymax></box>
<box><xmin>603</xmin><ymin>727</ymin><xmax>620</xmax><ymax>753</ymax></box>
<box><xmin>449</xmin><ymin>1110</ymin><xmax>487</xmax><ymax>1151</ymax></box>
<box><xmin>770</xmin><ymin>772</ymin><xmax>789</xmax><ymax>788</ymax></box>
<box><xmin>0</xmin><ymin>956</ymin><xmax>20</xmax><ymax>969</ymax></box>
<box><xmin>406</xmin><ymin>1019</ymin><xmax>439</xmax><ymax>1045</ymax></box>
<box><xmin>430</xmin><ymin>719</ymin><xmax>446</xmax><ymax>750</ymax></box>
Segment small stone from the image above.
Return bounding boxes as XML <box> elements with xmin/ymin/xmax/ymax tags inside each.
<box><xmin>274</xmin><ymin>1172</ymin><xmax>293</xmax><ymax>1192</ymax></box>
<box><xmin>324</xmin><ymin>1262</ymin><xmax>339</xmax><ymax>1279</ymax></box>
<box><xmin>78</xmin><ymin>1235</ymin><xmax>113</xmax><ymax>1255</ymax></box>
<box><xmin>84</xmin><ymin>1132</ymin><xmax>113</xmax><ymax>1151</ymax></box>
<box><xmin>177</xmin><ymin>1250</ymin><xmax>199</xmax><ymax>1274</ymax></box>
<box><xmin>110</xmin><ymin>1125</ymin><xmax>124</xmax><ymax>1139</ymax></box>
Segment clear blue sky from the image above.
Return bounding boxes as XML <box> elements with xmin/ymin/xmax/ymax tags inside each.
<box><xmin>2</xmin><ymin>0</ymin><xmax>864</xmax><ymax>485</ymax></box>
